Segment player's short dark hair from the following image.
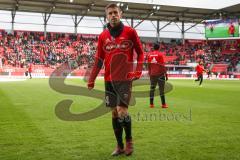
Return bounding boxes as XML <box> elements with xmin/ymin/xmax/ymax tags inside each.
<box><xmin>153</xmin><ymin>42</ymin><xmax>160</xmax><ymax>50</ymax></box>
<box><xmin>105</xmin><ymin>3</ymin><xmax>121</xmax><ymax>13</ymax></box>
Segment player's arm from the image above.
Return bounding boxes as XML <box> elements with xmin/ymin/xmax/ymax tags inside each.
<box><xmin>147</xmin><ymin>63</ymin><xmax>151</xmax><ymax>76</ymax></box>
<box><xmin>165</xmin><ymin>72</ymin><xmax>168</xmax><ymax>81</ymax></box>
<box><xmin>201</xmin><ymin>65</ymin><xmax>207</xmax><ymax>73</ymax></box>
<box><xmin>146</xmin><ymin>55</ymin><xmax>151</xmax><ymax>75</ymax></box>
<box><xmin>88</xmin><ymin>35</ymin><xmax>104</xmax><ymax>90</ymax></box>
<box><xmin>132</xmin><ymin>29</ymin><xmax>144</xmax><ymax>79</ymax></box>
<box><xmin>195</xmin><ymin>65</ymin><xmax>199</xmax><ymax>72</ymax></box>
<box><xmin>159</xmin><ymin>53</ymin><xmax>168</xmax><ymax>81</ymax></box>
<box><xmin>204</xmin><ymin>68</ymin><xmax>208</xmax><ymax>73</ymax></box>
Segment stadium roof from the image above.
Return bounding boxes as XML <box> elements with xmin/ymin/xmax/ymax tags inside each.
<box><xmin>110</xmin><ymin>0</ymin><xmax>240</xmax><ymax>10</ymax></box>
<box><xmin>0</xmin><ymin>0</ymin><xmax>239</xmax><ymax>24</ymax></box>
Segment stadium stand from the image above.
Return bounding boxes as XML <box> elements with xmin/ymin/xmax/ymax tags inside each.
<box><xmin>0</xmin><ymin>29</ymin><xmax>240</xmax><ymax>77</ymax></box>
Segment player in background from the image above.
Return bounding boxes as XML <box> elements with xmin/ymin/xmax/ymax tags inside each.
<box><xmin>228</xmin><ymin>22</ymin><xmax>235</xmax><ymax>37</ymax></box>
<box><xmin>210</xmin><ymin>24</ymin><xmax>214</xmax><ymax>33</ymax></box>
<box><xmin>0</xmin><ymin>55</ymin><xmax>3</xmax><ymax>69</ymax></box>
<box><xmin>206</xmin><ymin>63</ymin><xmax>213</xmax><ymax>80</ymax></box>
<box><xmin>87</xmin><ymin>3</ymin><xmax>144</xmax><ymax>156</ymax></box>
<box><xmin>147</xmin><ymin>42</ymin><xmax>168</xmax><ymax>109</ymax></box>
<box><xmin>195</xmin><ymin>61</ymin><xmax>207</xmax><ymax>86</ymax></box>
<box><xmin>28</xmin><ymin>63</ymin><xmax>33</xmax><ymax>79</ymax></box>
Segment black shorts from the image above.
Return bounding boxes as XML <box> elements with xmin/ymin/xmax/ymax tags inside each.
<box><xmin>25</xmin><ymin>71</ymin><xmax>28</xmax><ymax>76</ymax></box>
<box><xmin>105</xmin><ymin>81</ymin><xmax>132</xmax><ymax>108</ymax></box>
<box><xmin>150</xmin><ymin>75</ymin><xmax>166</xmax><ymax>95</ymax></box>
<box><xmin>197</xmin><ymin>74</ymin><xmax>203</xmax><ymax>79</ymax></box>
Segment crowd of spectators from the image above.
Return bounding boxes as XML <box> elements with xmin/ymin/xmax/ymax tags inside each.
<box><xmin>0</xmin><ymin>30</ymin><xmax>97</xmax><ymax>69</ymax></box>
<box><xmin>0</xmin><ymin>30</ymin><xmax>240</xmax><ymax>72</ymax></box>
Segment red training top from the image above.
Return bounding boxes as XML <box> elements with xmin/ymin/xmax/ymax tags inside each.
<box><xmin>147</xmin><ymin>50</ymin><xmax>166</xmax><ymax>76</ymax></box>
<box><xmin>89</xmin><ymin>25</ymin><xmax>144</xmax><ymax>82</ymax></box>
<box><xmin>228</xmin><ymin>24</ymin><xmax>235</xmax><ymax>35</ymax></box>
<box><xmin>196</xmin><ymin>64</ymin><xmax>204</xmax><ymax>75</ymax></box>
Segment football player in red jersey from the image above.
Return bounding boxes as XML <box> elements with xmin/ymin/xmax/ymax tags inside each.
<box><xmin>28</xmin><ymin>63</ymin><xmax>33</xmax><ymax>79</ymax></box>
<box><xmin>195</xmin><ymin>61</ymin><xmax>207</xmax><ymax>86</ymax></box>
<box><xmin>147</xmin><ymin>43</ymin><xmax>168</xmax><ymax>108</ymax></box>
<box><xmin>228</xmin><ymin>22</ymin><xmax>235</xmax><ymax>37</ymax></box>
<box><xmin>87</xmin><ymin>3</ymin><xmax>144</xmax><ymax>156</ymax></box>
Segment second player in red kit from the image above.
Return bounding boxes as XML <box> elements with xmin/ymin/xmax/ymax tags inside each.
<box><xmin>28</xmin><ymin>63</ymin><xmax>33</xmax><ymax>79</ymax></box>
<box><xmin>147</xmin><ymin>43</ymin><xmax>168</xmax><ymax>108</ymax></box>
<box><xmin>195</xmin><ymin>61</ymin><xmax>207</xmax><ymax>86</ymax></box>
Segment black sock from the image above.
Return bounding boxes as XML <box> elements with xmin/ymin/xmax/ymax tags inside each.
<box><xmin>112</xmin><ymin>118</ymin><xmax>123</xmax><ymax>148</ymax></box>
<box><xmin>150</xmin><ymin>97</ymin><xmax>154</xmax><ymax>105</ymax></box>
<box><xmin>200</xmin><ymin>77</ymin><xmax>203</xmax><ymax>85</ymax></box>
<box><xmin>121</xmin><ymin>115</ymin><xmax>132</xmax><ymax>141</ymax></box>
<box><xmin>150</xmin><ymin>89</ymin><xmax>155</xmax><ymax>105</ymax></box>
<box><xmin>160</xmin><ymin>95</ymin><xmax>166</xmax><ymax>105</ymax></box>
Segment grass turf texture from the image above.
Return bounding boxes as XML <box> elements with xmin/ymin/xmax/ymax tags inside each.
<box><xmin>0</xmin><ymin>79</ymin><xmax>240</xmax><ymax>160</ymax></box>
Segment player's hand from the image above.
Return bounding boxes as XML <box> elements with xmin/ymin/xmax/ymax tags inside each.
<box><xmin>133</xmin><ymin>71</ymin><xmax>142</xmax><ymax>80</ymax></box>
<box><xmin>87</xmin><ymin>82</ymin><xmax>95</xmax><ymax>90</ymax></box>
<box><xmin>165</xmin><ymin>76</ymin><xmax>168</xmax><ymax>81</ymax></box>
<box><xmin>127</xmin><ymin>71</ymin><xmax>142</xmax><ymax>81</ymax></box>
<box><xmin>127</xmin><ymin>72</ymin><xmax>135</xmax><ymax>80</ymax></box>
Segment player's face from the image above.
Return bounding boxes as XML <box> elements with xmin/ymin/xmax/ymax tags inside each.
<box><xmin>106</xmin><ymin>7</ymin><xmax>122</xmax><ymax>27</ymax></box>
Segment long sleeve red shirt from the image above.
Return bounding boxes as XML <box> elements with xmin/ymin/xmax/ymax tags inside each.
<box><xmin>147</xmin><ymin>50</ymin><xmax>166</xmax><ymax>76</ymax></box>
<box><xmin>89</xmin><ymin>25</ymin><xmax>144</xmax><ymax>82</ymax></box>
<box><xmin>196</xmin><ymin>64</ymin><xmax>204</xmax><ymax>75</ymax></box>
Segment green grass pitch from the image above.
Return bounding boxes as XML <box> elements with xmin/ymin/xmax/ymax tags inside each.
<box><xmin>1</xmin><ymin>79</ymin><xmax>240</xmax><ymax>160</ymax></box>
<box><xmin>205</xmin><ymin>26</ymin><xmax>239</xmax><ymax>38</ymax></box>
